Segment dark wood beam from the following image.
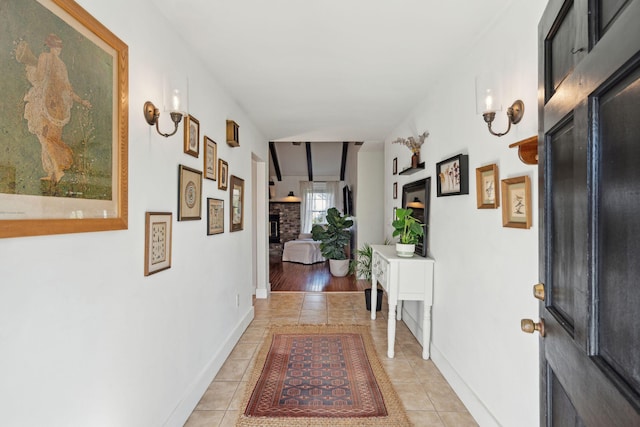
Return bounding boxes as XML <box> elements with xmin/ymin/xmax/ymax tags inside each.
<box><xmin>340</xmin><ymin>142</ymin><xmax>349</xmax><ymax>181</ymax></box>
<box><xmin>306</xmin><ymin>142</ymin><xmax>313</xmax><ymax>181</ymax></box>
<box><xmin>269</xmin><ymin>141</ymin><xmax>282</xmax><ymax>181</ymax></box>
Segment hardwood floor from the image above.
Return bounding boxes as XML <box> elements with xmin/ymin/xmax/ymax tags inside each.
<box><xmin>269</xmin><ymin>251</ymin><xmax>368</xmax><ymax>292</ymax></box>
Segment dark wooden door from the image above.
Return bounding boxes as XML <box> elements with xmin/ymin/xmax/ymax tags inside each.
<box><xmin>538</xmin><ymin>0</ymin><xmax>640</xmax><ymax>425</ymax></box>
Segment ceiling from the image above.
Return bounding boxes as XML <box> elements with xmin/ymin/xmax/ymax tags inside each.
<box><xmin>154</xmin><ymin>0</ymin><xmax>515</xmax><ymax>176</ymax></box>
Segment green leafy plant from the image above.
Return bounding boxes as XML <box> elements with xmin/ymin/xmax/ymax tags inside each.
<box><xmin>392</xmin><ymin>208</ymin><xmax>425</xmax><ymax>244</ymax></box>
<box><xmin>355</xmin><ymin>243</ymin><xmax>373</xmax><ymax>281</ymax></box>
<box><xmin>311</xmin><ymin>207</ymin><xmax>353</xmax><ymax>260</ymax></box>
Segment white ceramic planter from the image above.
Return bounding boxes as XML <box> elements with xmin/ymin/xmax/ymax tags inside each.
<box><xmin>395</xmin><ymin>243</ymin><xmax>415</xmax><ymax>257</ymax></box>
<box><xmin>329</xmin><ymin>259</ymin><xmax>350</xmax><ymax>277</ymax></box>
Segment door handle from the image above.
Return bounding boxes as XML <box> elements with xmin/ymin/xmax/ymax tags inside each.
<box><xmin>521</xmin><ymin>318</ymin><xmax>545</xmax><ymax>337</ymax></box>
<box><xmin>533</xmin><ymin>283</ymin><xmax>545</xmax><ymax>301</ymax></box>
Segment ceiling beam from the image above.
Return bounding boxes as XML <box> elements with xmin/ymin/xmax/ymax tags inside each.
<box><xmin>269</xmin><ymin>141</ymin><xmax>282</xmax><ymax>181</ymax></box>
<box><xmin>305</xmin><ymin>142</ymin><xmax>313</xmax><ymax>181</ymax></box>
<box><xmin>340</xmin><ymin>142</ymin><xmax>349</xmax><ymax>181</ymax></box>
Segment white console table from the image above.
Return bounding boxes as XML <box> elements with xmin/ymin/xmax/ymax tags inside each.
<box><xmin>370</xmin><ymin>245</ymin><xmax>435</xmax><ymax>359</ymax></box>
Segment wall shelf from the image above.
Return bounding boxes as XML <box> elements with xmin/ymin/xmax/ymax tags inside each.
<box><xmin>509</xmin><ymin>135</ymin><xmax>538</xmax><ymax>165</ymax></box>
<box><xmin>226</xmin><ymin>120</ymin><xmax>240</xmax><ymax>147</ymax></box>
<box><xmin>399</xmin><ymin>162</ymin><xmax>425</xmax><ymax>175</ymax></box>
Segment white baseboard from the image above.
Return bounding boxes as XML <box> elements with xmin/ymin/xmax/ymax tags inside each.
<box><xmin>163</xmin><ymin>306</ymin><xmax>255</xmax><ymax>427</ymax></box>
<box><xmin>256</xmin><ymin>287</ymin><xmax>269</xmax><ymax>299</ymax></box>
<box><xmin>400</xmin><ymin>305</ymin><xmax>499</xmax><ymax>426</ymax></box>
<box><xmin>430</xmin><ymin>345</ymin><xmax>500</xmax><ymax>427</ymax></box>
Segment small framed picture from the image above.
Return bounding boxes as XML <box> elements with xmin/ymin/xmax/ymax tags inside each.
<box><xmin>230</xmin><ymin>175</ymin><xmax>244</xmax><ymax>232</ymax></box>
<box><xmin>178</xmin><ymin>165</ymin><xmax>202</xmax><ymax>221</ymax></box>
<box><xmin>184</xmin><ymin>115</ymin><xmax>200</xmax><ymax>157</ymax></box>
<box><xmin>218</xmin><ymin>159</ymin><xmax>229</xmax><ymax>190</ymax></box>
<box><xmin>207</xmin><ymin>198</ymin><xmax>224</xmax><ymax>235</ymax></box>
<box><xmin>476</xmin><ymin>164</ymin><xmax>500</xmax><ymax>209</ymax></box>
<box><xmin>204</xmin><ymin>136</ymin><xmax>217</xmax><ymax>180</ymax></box>
<box><xmin>144</xmin><ymin>212</ymin><xmax>172</xmax><ymax>276</ymax></box>
<box><xmin>393</xmin><ymin>182</ymin><xmax>398</xmax><ymax>199</ymax></box>
<box><xmin>393</xmin><ymin>157</ymin><xmax>398</xmax><ymax>175</ymax></box>
<box><xmin>436</xmin><ymin>154</ymin><xmax>469</xmax><ymax>197</ymax></box>
<box><xmin>501</xmin><ymin>176</ymin><xmax>532</xmax><ymax>229</ymax></box>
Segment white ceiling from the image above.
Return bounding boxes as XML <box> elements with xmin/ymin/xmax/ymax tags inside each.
<box><xmin>153</xmin><ymin>0</ymin><xmax>515</xmax><ymax>176</ymax></box>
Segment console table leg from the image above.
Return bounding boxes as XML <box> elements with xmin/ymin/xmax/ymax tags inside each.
<box><xmin>388</xmin><ymin>303</ymin><xmax>396</xmax><ymax>358</ymax></box>
<box><xmin>422</xmin><ymin>305</ymin><xmax>432</xmax><ymax>359</ymax></box>
<box><xmin>370</xmin><ymin>282</ymin><xmax>377</xmax><ymax>320</ymax></box>
<box><xmin>396</xmin><ymin>300</ymin><xmax>403</xmax><ymax>320</ymax></box>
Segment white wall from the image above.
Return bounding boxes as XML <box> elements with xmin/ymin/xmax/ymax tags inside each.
<box><xmin>385</xmin><ymin>2</ymin><xmax>546</xmax><ymax>426</ymax></box>
<box><xmin>0</xmin><ymin>1</ymin><xmax>268</xmax><ymax>426</ymax></box>
<box><xmin>355</xmin><ymin>145</ymin><xmax>385</xmax><ymax>252</ymax></box>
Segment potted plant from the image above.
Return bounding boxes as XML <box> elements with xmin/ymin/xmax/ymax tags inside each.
<box><xmin>311</xmin><ymin>207</ymin><xmax>353</xmax><ymax>277</ymax></box>
<box><xmin>392</xmin><ymin>207</ymin><xmax>425</xmax><ymax>257</ymax></box>
<box><xmin>356</xmin><ymin>243</ymin><xmax>382</xmax><ymax>311</ymax></box>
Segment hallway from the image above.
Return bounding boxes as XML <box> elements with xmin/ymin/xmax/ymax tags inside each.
<box><xmin>184</xmin><ymin>292</ymin><xmax>477</xmax><ymax>427</ymax></box>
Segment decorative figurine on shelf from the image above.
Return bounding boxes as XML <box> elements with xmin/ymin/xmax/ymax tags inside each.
<box><xmin>392</xmin><ymin>131</ymin><xmax>429</xmax><ymax>168</ymax></box>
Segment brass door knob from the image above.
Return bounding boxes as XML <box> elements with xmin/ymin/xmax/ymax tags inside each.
<box><xmin>521</xmin><ymin>318</ymin><xmax>545</xmax><ymax>337</ymax></box>
<box><xmin>533</xmin><ymin>283</ymin><xmax>545</xmax><ymax>301</ymax></box>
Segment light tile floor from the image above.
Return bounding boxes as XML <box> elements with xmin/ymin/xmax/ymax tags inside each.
<box><xmin>184</xmin><ymin>292</ymin><xmax>478</xmax><ymax>427</ymax></box>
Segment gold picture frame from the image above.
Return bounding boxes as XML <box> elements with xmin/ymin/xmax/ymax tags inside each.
<box><xmin>184</xmin><ymin>115</ymin><xmax>200</xmax><ymax>157</ymax></box>
<box><xmin>230</xmin><ymin>175</ymin><xmax>244</xmax><ymax>232</ymax></box>
<box><xmin>144</xmin><ymin>212</ymin><xmax>172</xmax><ymax>276</ymax></box>
<box><xmin>0</xmin><ymin>0</ymin><xmax>129</xmax><ymax>238</ymax></box>
<box><xmin>207</xmin><ymin>198</ymin><xmax>224</xmax><ymax>235</ymax></box>
<box><xmin>203</xmin><ymin>136</ymin><xmax>217</xmax><ymax>180</ymax></box>
<box><xmin>218</xmin><ymin>159</ymin><xmax>228</xmax><ymax>190</ymax></box>
<box><xmin>501</xmin><ymin>176</ymin><xmax>532</xmax><ymax>229</ymax></box>
<box><xmin>476</xmin><ymin>164</ymin><xmax>500</xmax><ymax>209</ymax></box>
<box><xmin>178</xmin><ymin>165</ymin><xmax>202</xmax><ymax>221</ymax></box>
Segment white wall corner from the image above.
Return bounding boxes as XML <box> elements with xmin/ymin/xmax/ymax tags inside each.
<box><xmin>430</xmin><ymin>344</ymin><xmax>501</xmax><ymax>427</ymax></box>
<box><xmin>163</xmin><ymin>307</ymin><xmax>254</xmax><ymax>427</ymax></box>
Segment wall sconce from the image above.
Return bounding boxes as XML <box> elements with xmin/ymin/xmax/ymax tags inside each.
<box><xmin>144</xmin><ymin>86</ymin><xmax>186</xmax><ymax>138</ymax></box>
<box><xmin>143</xmin><ymin>100</ymin><xmax>183</xmax><ymax>137</ymax></box>
<box><xmin>287</xmin><ymin>191</ymin><xmax>295</xmax><ymax>197</ymax></box>
<box><xmin>482</xmin><ymin>99</ymin><xmax>524</xmax><ymax>137</ymax></box>
<box><xmin>476</xmin><ymin>75</ymin><xmax>524</xmax><ymax>137</ymax></box>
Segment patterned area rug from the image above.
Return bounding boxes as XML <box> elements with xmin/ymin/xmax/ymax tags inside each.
<box><xmin>236</xmin><ymin>324</ymin><xmax>410</xmax><ymax>426</ymax></box>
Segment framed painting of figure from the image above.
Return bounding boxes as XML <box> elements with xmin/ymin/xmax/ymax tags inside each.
<box><xmin>0</xmin><ymin>0</ymin><xmax>129</xmax><ymax>238</ymax></box>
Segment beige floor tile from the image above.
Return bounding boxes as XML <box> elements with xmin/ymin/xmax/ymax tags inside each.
<box><xmin>219</xmin><ymin>410</ymin><xmax>239</xmax><ymax>427</ymax></box>
<box><xmin>184</xmin><ymin>292</ymin><xmax>476</xmax><ymax>427</ymax></box>
<box><xmin>214</xmin><ymin>359</ymin><xmax>250</xmax><ymax>381</ymax></box>
<box><xmin>407</xmin><ymin>410</ymin><xmax>445</xmax><ymax>427</ymax></box>
<box><xmin>380</xmin><ymin>359</ymin><xmax>421</xmax><ymax>383</ymax></box>
<box><xmin>393</xmin><ymin>382</ymin><xmax>435</xmax><ymax>411</ymax></box>
<box><xmin>427</xmin><ymin>384</ymin><xmax>468</xmax><ymax>412</ymax></box>
<box><xmin>228</xmin><ymin>342</ymin><xmax>258</xmax><ymax>360</ymax></box>
<box><xmin>183</xmin><ymin>410</ymin><xmax>225</xmax><ymax>427</ymax></box>
<box><xmin>196</xmin><ymin>381</ymin><xmax>239</xmax><ymax>410</ymax></box>
<box><xmin>438</xmin><ymin>411</ymin><xmax>479</xmax><ymax>427</ymax></box>
<box><xmin>228</xmin><ymin>381</ymin><xmax>247</xmax><ymax>410</ymax></box>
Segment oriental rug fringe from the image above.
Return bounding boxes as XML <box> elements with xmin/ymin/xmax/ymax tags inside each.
<box><xmin>236</xmin><ymin>324</ymin><xmax>410</xmax><ymax>426</ymax></box>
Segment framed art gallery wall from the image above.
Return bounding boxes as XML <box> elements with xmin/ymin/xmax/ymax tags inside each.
<box><xmin>0</xmin><ymin>1</ymin><xmax>269</xmax><ymax>427</ymax></box>
<box><xmin>382</xmin><ymin>2</ymin><xmax>544</xmax><ymax>426</ymax></box>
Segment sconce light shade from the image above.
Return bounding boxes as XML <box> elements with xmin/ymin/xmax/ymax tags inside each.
<box><xmin>288</xmin><ymin>191</ymin><xmax>295</xmax><ymax>197</ymax></box>
<box><xmin>475</xmin><ymin>74</ymin><xmax>524</xmax><ymax>137</ymax></box>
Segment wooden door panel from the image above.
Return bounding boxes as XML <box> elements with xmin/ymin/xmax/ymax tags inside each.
<box><xmin>547</xmin><ymin>116</ymin><xmax>587</xmax><ymax>335</ymax></box>
<box><xmin>544</xmin><ymin>313</ymin><xmax>640</xmax><ymax>425</ymax></box>
<box><xmin>547</xmin><ymin>364</ymin><xmax>584</xmax><ymax>427</ymax></box>
<box><xmin>546</xmin><ymin>1</ymin><xmax>579</xmax><ymax>98</ymax></box>
<box><xmin>594</xmin><ymin>63</ymin><xmax>640</xmax><ymax>403</ymax></box>
<box><xmin>595</xmin><ymin>0</ymin><xmax>632</xmax><ymax>40</ymax></box>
